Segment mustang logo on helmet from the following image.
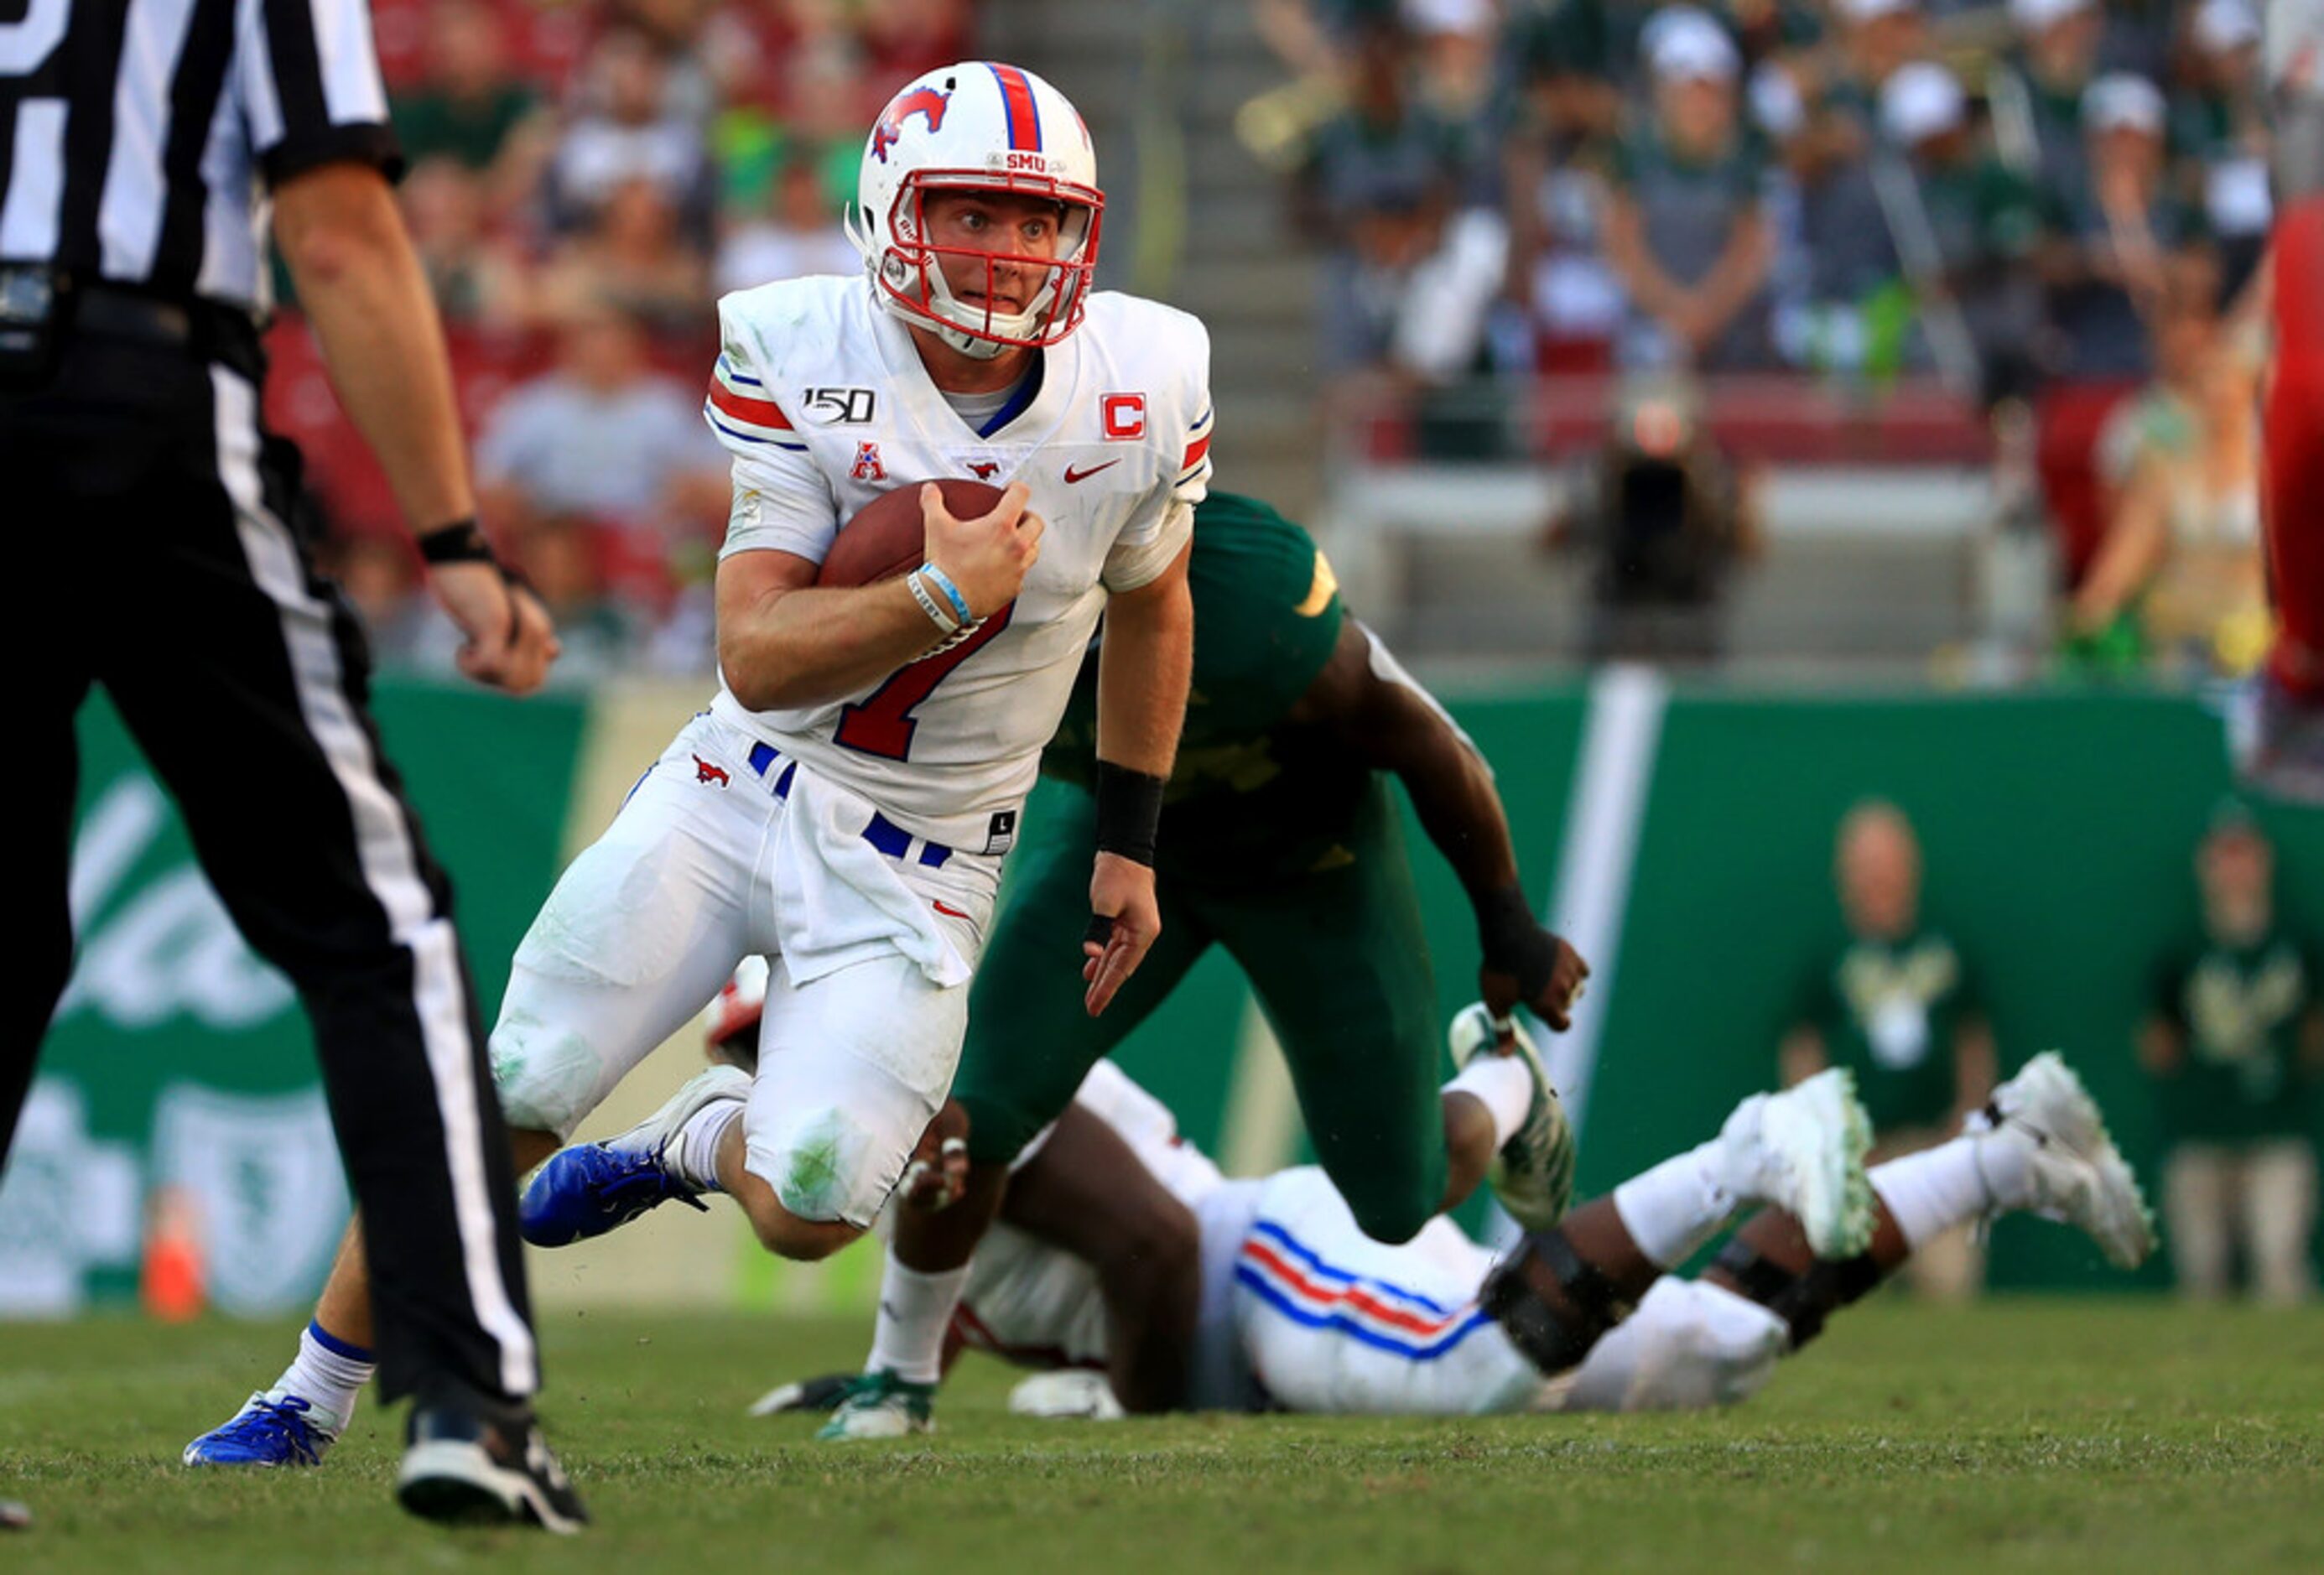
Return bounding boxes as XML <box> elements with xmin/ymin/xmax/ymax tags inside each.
<box><xmin>850</xmin><ymin>62</ymin><xmax>1105</xmax><ymax>359</ymax></box>
<box><xmin>871</xmin><ymin>86</ymin><xmax>952</xmax><ymax>164</ymax></box>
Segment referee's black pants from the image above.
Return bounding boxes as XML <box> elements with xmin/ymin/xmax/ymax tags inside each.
<box><xmin>0</xmin><ymin>320</ymin><xmax>538</xmax><ymax>1420</ymax></box>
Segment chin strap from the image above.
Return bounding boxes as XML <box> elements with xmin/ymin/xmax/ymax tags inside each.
<box><xmin>932</xmin><ymin>320</ymin><xmax>1014</xmax><ymax>361</ymax></box>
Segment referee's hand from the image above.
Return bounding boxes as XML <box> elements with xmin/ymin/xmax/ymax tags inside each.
<box><xmin>432</xmin><ymin>561</ymin><xmax>561</xmax><ymax>696</ymax></box>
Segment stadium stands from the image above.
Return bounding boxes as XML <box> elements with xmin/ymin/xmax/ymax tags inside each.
<box><xmin>278</xmin><ymin>0</ymin><xmax>2264</xmax><ymax>683</ymax></box>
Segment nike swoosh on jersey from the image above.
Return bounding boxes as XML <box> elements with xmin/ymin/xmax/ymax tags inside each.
<box><xmin>1063</xmin><ymin>460</ymin><xmax>1121</xmax><ymax>483</ymax></box>
<box><xmin>933</xmin><ymin>900</ymin><xmax>972</xmax><ymax>918</ymax></box>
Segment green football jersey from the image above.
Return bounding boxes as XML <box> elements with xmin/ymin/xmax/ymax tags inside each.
<box><xmin>2153</xmin><ymin>931</ymin><xmax>2316</xmax><ymax>1144</ymax></box>
<box><xmin>1798</xmin><ymin>928</ymin><xmax>1978</xmax><ymax>1134</ymax></box>
<box><xmin>1041</xmin><ymin>491</ymin><xmax>1355</xmax><ymax>882</ymax></box>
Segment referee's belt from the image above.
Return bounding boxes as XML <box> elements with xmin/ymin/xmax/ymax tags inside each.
<box><xmin>745</xmin><ymin>742</ymin><xmax>954</xmax><ymax>869</ymax></box>
<box><xmin>75</xmin><ymin>285</ymin><xmax>200</xmax><ymax>342</ymax></box>
<box><xmin>56</xmin><ymin>277</ymin><xmax>258</xmax><ymax>371</ymax></box>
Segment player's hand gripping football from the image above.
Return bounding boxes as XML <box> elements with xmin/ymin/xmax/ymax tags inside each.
<box><xmin>431</xmin><ymin>559</ymin><xmax>561</xmax><ymax>695</ymax></box>
<box><xmin>1479</xmin><ymin>927</ymin><xmax>1590</xmax><ymax>1032</ymax></box>
<box><xmin>1082</xmin><ymin>853</ymin><xmax>1161</xmax><ymax>1017</ymax></box>
<box><xmin>921</xmin><ymin>479</ymin><xmax>1044</xmax><ymax>618</ymax></box>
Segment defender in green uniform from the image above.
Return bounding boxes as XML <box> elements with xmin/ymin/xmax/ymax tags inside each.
<box><xmin>970</xmin><ymin>492</ymin><xmax>1475</xmax><ymax>1218</ymax></box>
<box><xmin>827</xmin><ymin>491</ymin><xmax>1588</xmax><ymax>1435</ymax></box>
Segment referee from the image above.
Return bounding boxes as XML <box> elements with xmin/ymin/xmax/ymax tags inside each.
<box><xmin>1</xmin><ymin>0</ymin><xmax>583</xmax><ymax>1534</ymax></box>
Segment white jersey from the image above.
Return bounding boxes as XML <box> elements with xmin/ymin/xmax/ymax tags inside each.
<box><xmin>952</xmin><ymin>1061</ymin><xmax>1224</xmax><ymax>1371</ymax></box>
<box><xmin>704</xmin><ymin>275</ymin><xmax>1213</xmax><ymax>852</ymax></box>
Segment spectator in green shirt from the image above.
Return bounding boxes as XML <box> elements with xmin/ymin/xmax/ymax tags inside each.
<box><xmin>2035</xmin><ymin>74</ymin><xmax>2213</xmax><ymax>383</ymax></box>
<box><xmin>1879</xmin><ymin>61</ymin><xmax>2045</xmax><ymax>397</ymax></box>
<box><xmin>1784</xmin><ymin>799</ymin><xmax>1997</xmax><ymax>1299</ymax></box>
<box><xmin>1600</xmin><ymin>9</ymin><xmax>1775</xmax><ymax>370</ymax></box>
<box><xmin>389</xmin><ymin>2</ymin><xmax>548</xmax><ymax>187</ymax></box>
<box><xmin>1781</xmin><ymin>0</ymin><xmax>1929</xmax><ymax>377</ymax></box>
<box><xmin>1989</xmin><ymin>0</ymin><xmax>2103</xmax><ymax>200</ymax></box>
<box><xmin>2144</xmin><ymin>807</ymin><xmax>2324</xmax><ymax>1302</ymax></box>
<box><xmin>1291</xmin><ymin>15</ymin><xmax>1473</xmax><ymax>372</ymax></box>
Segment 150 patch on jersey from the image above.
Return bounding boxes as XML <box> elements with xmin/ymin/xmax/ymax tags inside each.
<box><xmin>803</xmin><ymin>387</ymin><xmax>877</xmax><ymax>424</ymax></box>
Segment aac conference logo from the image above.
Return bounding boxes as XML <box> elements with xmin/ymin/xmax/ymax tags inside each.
<box><xmin>58</xmin><ymin>774</ymin><xmax>296</xmax><ymax>1032</ymax></box>
<box><xmin>0</xmin><ymin>768</ymin><xmax>353</xmax><ymax>1318</ymax></box>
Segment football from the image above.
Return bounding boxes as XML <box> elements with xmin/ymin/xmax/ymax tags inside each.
<box><xmin>817</xmin><ymin>479</ymin><xmax>1007</xmax><ymax>588</ymax></box>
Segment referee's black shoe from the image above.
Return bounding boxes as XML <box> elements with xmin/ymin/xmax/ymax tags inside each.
<box><xmin>396</xmin><ymin>1404</ymin><xmax>589</xmax><ymax>1534</ymax></box>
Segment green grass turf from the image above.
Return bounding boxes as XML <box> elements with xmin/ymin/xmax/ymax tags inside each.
<box><xmin>3</xmin><ymin>1299</ymin><xmax>2322</xmax><ymax>1573</ymax></box>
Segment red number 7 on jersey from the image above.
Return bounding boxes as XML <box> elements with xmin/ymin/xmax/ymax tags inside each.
<box><xmin>832</xmin><ymin>603</ymin><xmax>1017</xmax><ymax>761</ymax></box>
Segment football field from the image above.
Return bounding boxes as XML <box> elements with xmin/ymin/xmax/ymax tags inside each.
<box><xmin>5</xmin><ymin>1300</ymin><xmax>2321</xmax><ymax>1574</ymax></box>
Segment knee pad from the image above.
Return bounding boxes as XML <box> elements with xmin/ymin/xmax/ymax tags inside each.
<box><xmin>1712</xmin><ymin>1236</ymin><xmax>1881</xmax><ymax>1349</ymax></box>
<box><xmin>1480</xmin><ymin>1227</ymin><xmax>1633</xmax><ymax>1376</ymax></box>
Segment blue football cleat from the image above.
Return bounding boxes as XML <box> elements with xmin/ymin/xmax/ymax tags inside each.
<box><xmin>184</xmin><ymin>1392</ymin><xmax>341</xmax><ymax>1467</ymax></box>
<box><xmin>519</xmin><ymin>1142</ymin><xmax>709</xmax><ymax>1246</ymax></box>
<box><xmin>521</xmin><ymin>1066</ymin><xmax>745</xmax><ymax>1246</ymax></box>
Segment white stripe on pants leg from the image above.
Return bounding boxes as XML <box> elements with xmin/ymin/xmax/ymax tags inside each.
<box><xmin>208</xmin><ymin>365</ymin><xmax>538</xmax><ymax>1397</ymax></box>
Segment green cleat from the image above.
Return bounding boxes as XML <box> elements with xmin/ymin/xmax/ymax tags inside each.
<box><xmin>1449</xmin><ymin>1003</ymin><xmax>1578</xmax><ymax>1231</ymax></box>
<box><xmin>815</xmin><ymin>1370</ymin><xmax>938</xmax><ymax>1442</ymax></box>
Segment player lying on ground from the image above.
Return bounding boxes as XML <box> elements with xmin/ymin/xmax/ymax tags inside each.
<box><xmin>752</xmin><ymin>1037</ymin><xmax>2150</xmax><ymax>1420</ymax></box>
<box><xmin>185</xmin><ymin>60</ymin><xmax>1209</xmax><ymax>1468</ymax></box>
<box><xmin>515</xmin><ymin>490</ymin><xmax>1594</xmax><ymax>1437</ymax></box>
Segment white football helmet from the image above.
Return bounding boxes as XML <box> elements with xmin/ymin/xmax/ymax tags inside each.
<box><xmin>849</xmin><ymin>61</ymin><xmax>1104</xmax><ymax>360</ymax></box>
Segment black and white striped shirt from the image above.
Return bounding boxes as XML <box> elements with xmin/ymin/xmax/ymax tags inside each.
<box><xmin>0</xmin><ymin>0</ymin><xmax>402</xmax><ymax>315</ymax></box>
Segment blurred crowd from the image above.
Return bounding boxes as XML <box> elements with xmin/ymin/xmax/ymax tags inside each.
<box><xmin>277</xmin><ymin>0</ymin><xmax>971</xmax><ymax>678</ymax></box>
<box><xmin>1271</xmin><ymin>0</ymin><xmax>2266</xmax><ymax>396</ymax></box>
<box><xmin>282</xmin><ymin>0</ymin><xmax>2280</xmax><ymax>683</ymax></box>
<box><xmin>1265</xmin><ymin>0</ymin><xmax>2276</xmax><ymax>677</ymax></box>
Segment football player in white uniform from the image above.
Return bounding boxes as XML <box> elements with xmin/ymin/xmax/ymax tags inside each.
<box><xmin>186</xmin><ymin>62</ymin><xmax>1207</xmax><ymax>1468</ymax></box>
<box><xmin>745</xmin><ymin>1011</ymin><xmax>2151</xmax><ymax>1422</ymax></box>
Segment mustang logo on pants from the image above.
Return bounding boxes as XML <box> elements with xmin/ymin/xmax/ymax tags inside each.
<box><xmin>694</xmin><ymin>756</ymin><xmax>731</xmax><ymax>788</ymax></box>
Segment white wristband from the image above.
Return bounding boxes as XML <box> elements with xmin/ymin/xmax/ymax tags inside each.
<box><xmin>907</xmin><ymin>569</ymin><xmax>963</xmax><ymax>637</ymax></box>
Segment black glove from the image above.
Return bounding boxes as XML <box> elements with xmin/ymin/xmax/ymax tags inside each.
<box><xmin>1476</xmin><ymin>884</ymin><xmax>1563</xmax><ymax>1003</ymax></box>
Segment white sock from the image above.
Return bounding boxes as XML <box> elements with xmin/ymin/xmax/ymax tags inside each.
<box><xmin>1870</xmin><ymin>1132</ymin><xmax>2032</xmax><ymax>1250</ymax></box>
<box><xmin>864</xmin><ymin>1249</ymin><xmax>970</xmax><ymax>1385</ymax></box>
<box><xmin>1610</xmin><ymin>1138</ymin><xmax>1735</xmax><ymax>1268</ymax></box>
<box><xmin>668</xmin><ymin>1098</ymin><xmax>743</xmax><ymax>1193</ymax></box>
<box><xmin>1444</xmin><ymin>1056</ymin><xmax>1536</xmax><ymax>1150</ymax></box>
<box><xmin>268</xmin><ymin>1320</ymin><xmax>373</xmax><ymax>1431</ymax></box>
